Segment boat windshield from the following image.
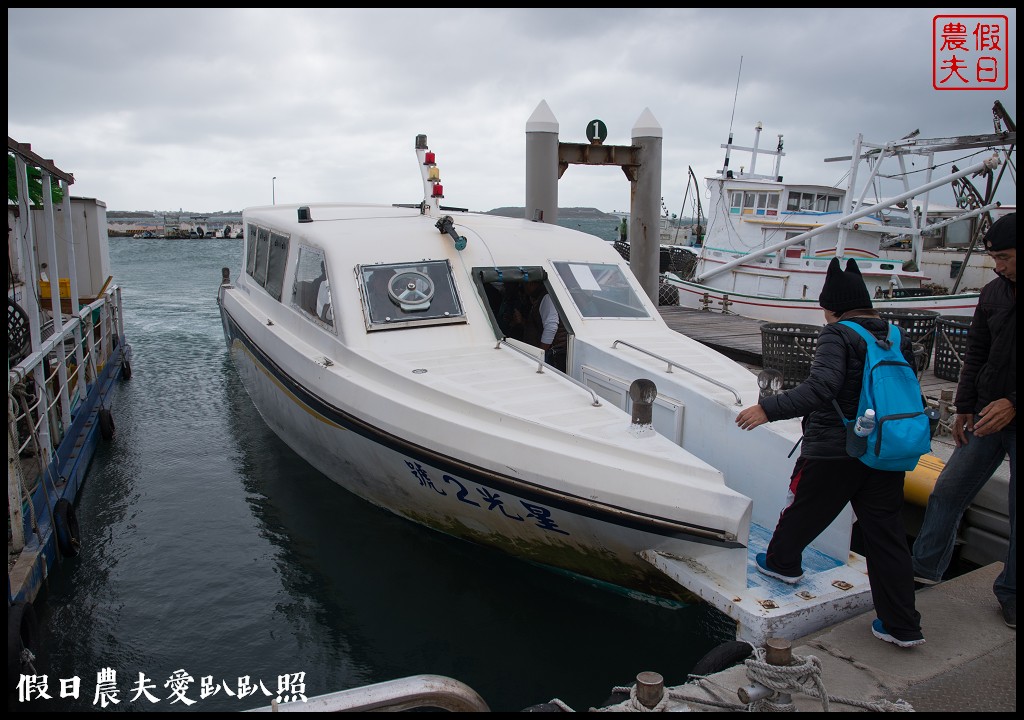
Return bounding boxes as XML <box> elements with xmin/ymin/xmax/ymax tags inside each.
<box><xmin>358</xmin><ymin>259</ymin><xmax>466</xmax><ymax>331</ymax></box>
<box><xmin>551</xmin><ymin>261</ymin><xmax>650</xmax><ymax>319</ymax></box>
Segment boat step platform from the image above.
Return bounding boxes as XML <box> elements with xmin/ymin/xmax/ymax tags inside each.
<box><xmin>640</xmin><ymin>523</ymin><xmax>873</xmax><ymax>646</ymax></box>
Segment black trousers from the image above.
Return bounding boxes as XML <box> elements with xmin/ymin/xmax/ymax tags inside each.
<box><xmin>545</xmin><ymin>347</ymin><xmax>567</xmax><ymax>373</ymax></box>
<box><xmin>767</xmin><ymin>456</ymin><xmax>923</xmax><ymax>641</ymax></box>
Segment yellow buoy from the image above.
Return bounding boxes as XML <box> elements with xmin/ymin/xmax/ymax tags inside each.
<box><xmin>904</xmin><ymin>454</ymin><xmax>945</xmax><ymax>507</ymax></box>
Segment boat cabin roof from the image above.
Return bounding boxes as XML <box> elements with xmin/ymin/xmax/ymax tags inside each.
<box><xmin>237</xmin><ymin>202</ymin><xmax>658</xmax><ymax>351</ymax></box>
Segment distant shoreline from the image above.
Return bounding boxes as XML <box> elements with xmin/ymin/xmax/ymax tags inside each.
<box><xmin>485</xmin><ymin>207</ymin><xmax>621</xmax><ymax>220</ymax></box>
<box><xmin>106</xmin><ymin>206</ymin><xmax>624</xmax><ymax>238</ymax></box>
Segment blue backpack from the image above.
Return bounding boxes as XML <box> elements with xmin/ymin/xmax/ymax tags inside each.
<box><xmin>832</xmin><ymin>321</ymin><xmax>931</xmax><ymax>471</ymax></box>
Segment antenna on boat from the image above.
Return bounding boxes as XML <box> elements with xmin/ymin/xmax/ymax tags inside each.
<box><xmin>721</xmin><ymin>56</ymin><xmax>743</xmax><ymax>177</ymax></box>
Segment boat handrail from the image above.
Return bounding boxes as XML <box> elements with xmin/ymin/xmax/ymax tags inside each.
<box><xmin>245</xmin><ymin>674</ymin><xmax>490</xmax><ymax>713</ymax></box>
<box><xmin>8</xmin><ymin>289</ymin><xmax>119</xmax><ymax>387</ymax></box>
<box><xmin>496</xmin><ymin>339</ymin><xmax>602</xmax><ymax>407</ymax></box>
<box><xmin>611</xmin><ymin>340</ymin><xmax>743</xmax><ymax>406</ymax></box>
<box><xmin>8</xmin><ymin>288</ymin><xmax>123</xmax><ymax>472</ymax></box>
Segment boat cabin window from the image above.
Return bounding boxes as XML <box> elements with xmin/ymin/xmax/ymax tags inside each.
<box><xmin>292</xmin><ymin>246</ymin><xmax>333</xmax><ymax>327</ymax></box>
<box><xmin>357</xmin><ymin>260</ymin><xmax>465</xmax><ymax>331</ymax></box>
<box><xmin>245</xmin><ymin>223</ymin><xmax>258</xmax><ymax>275</ymax></box>
<box><xmin>780</xmin><ymin>231</ymin><xmax>807</xmax><ymax>259</ymax></box>
<box><xmin>786</xmin><ymin>191</ymin><xmax>842</xmax><ymax>213</ymax></box>
<box><xmin>253</xmin><ymin>227</ymin><xmax>271</xmax><ymax>286</ymax></box>
<box><xmin>264</xmin><ymin>232</ymin><xmax>289</xmax><ymax>301</ymax></box>
<box><xmin>245</xmin><ymin>224</ymin><xmax>290</xmax><ymax>302</ymax></box>
<box><xmin>730</xmin><ymin>190</ymin><xmax>780</xmax><ymax>216</ymax></box>
<box><xmin>551</xmin><ymin>261</ymin><xmax>650</xmax><ymax>319</ymax></box>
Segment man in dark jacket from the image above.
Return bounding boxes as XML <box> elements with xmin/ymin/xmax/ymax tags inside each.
<box><xmin>912</xmin><ymin>212</ymin><xmax>1016</xmax><ymax>629</ymax></box>
<box><xmin>735</xmin><ymin>257</ymin><xmax>925</xmax><ymax>648</ymax></box>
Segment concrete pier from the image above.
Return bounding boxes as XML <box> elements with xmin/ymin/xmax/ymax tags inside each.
<box><xmin>676</xmin><ymin>562</ymin><xmax>1015</xmax><ymax>712</ymax></box>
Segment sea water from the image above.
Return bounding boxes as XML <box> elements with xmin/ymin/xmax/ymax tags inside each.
<box><xmin>15</xmin><ymin>234</ymin><xmax>733</xmax><ymax>713</ymax></box>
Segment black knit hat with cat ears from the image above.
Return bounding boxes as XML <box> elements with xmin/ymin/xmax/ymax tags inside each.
<box><xmin>818</xmin><ymin>258</ymin><xmax>872</xmax><ymax>314</ymax></box>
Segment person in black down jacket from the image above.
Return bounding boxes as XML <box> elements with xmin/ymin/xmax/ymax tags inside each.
<box><xmin>912</xmin><ymin>212</ymin><xmax>1016</xmax><ymax>630</ymax></box>
<box><xmin>735</xmin><ymin>257</ymin><xmax>925</xmax><ymax>648</ymax></box>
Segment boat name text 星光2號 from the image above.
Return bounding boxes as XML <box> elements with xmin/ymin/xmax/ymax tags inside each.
<box><xmin>405</xmin><ymin>459</ymin><xmax>569</xmax><ymax>535</ymax></box>
<box><xmin>16</xmin><ymin>669</ymin><xmax>307</xmax><ymax>707</ymax></box>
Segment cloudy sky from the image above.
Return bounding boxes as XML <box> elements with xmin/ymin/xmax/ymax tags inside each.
<box><xmin>8</xmin><ymin>8</ymin><xmax>1017</xmax><ymax>215</ymax></box>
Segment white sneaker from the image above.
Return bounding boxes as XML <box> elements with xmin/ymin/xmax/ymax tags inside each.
<box><xmin>871</xmin><ymin>618</ymin><xmax>925</xmax><ymax>648</ymax></box>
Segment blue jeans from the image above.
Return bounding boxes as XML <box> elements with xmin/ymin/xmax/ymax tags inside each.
<box><xmin>911</xmin><ymin>423</ymin><xmax>1016</xmax><ymax>605</ymax></box>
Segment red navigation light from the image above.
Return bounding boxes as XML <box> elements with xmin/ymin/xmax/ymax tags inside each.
<box><xmin>424</xmin><ymin>151</ymin><xmax>436</xmax><ymax>165</ymax></box>
<box><xmin>432</xmin><ymin>183</ymin><xmax>444</xmax><ymax>197</ymax></box>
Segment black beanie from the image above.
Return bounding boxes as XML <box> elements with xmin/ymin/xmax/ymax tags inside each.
<box><xmin>818</xmin><ymin>258</ymin><xmax>873</xmax><ymax>314</ymax></box>
<box><xmin>983</xmin><ymin>212</ymin><xmax>1015</xmax><ymax>252</ymax></box>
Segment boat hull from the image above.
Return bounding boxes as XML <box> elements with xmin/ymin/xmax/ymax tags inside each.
<box><xmin>8</xmin><ymin>339</ymin><xmax>130</xmax><ymax>605</ymax></box>
<box><xmin>220</xmin><ymin>306</ymin><xmax>746</xmax><ymax>605</ymax></box>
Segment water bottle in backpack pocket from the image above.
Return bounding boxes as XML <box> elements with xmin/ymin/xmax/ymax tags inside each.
<box><xmin>834</xmin><ymin>321</ymin><xmax>932</xmax><ymax>472</ymax></box>
<box><xmin>846</xmin><ymin>409</ymin><xmax>875</xmax><ymax>457</ymax></box>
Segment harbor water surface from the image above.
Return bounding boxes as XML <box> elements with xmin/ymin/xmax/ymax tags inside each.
<box><xmin>18</xmin><ymin>227</ymin><xmax>735</xmax><ymax>713</ymax></box>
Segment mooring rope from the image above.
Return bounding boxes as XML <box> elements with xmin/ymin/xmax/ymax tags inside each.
<box><xmin>540</xmin><ymin>646</ymin><xmax>916</xmax><ymax>712</ymax></box>
<box><xmin>589</xmin><ymin>684</ymin><xmax>671</xmax><ymax>712</ymax></box>
<box><xmin>744</xmin><ymin>646</ymin><xmax>830</xmax><ymax>712</ymax></box>
<box><xmin>12</xmin><ymin>382</ymin><xmax>65</xmax><ymax>564</ymax></box>
<box><xmin>8</xmin><ymin>411</ymin><xmax>41</xmax><ymax>538</ymax></box>
<box><xmin>743</xmin><ymin>647</ymin><xmax>916</xmax><ymax>712</ymax></box>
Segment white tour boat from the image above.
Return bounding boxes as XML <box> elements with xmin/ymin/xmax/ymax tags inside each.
<box><xmin>219</xmin><ymin>133</ymin><xmax>902</xmax><ymax>644</ymax></box>
<box><xmin>663</xmin><ymin>111</ymin><xmax>1015</xmax><ymax>324</ymax></box>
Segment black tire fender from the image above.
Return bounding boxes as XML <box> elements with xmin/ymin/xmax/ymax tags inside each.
<box><xmin>121</xmin><ymin>359</ymin><xmax>132</xmax><ymax>381</ymax></box>
<box><xmin>8</xmin><ymin>600</ymin><xmax>41</xmax><ymax>692</ymax></box>
<box><xmin>98</xmin><ymin>407</ymin><xmax>115</xmax><ymax>441</ymax></box>
<box><xmin>54</xmin><ymin>498</ymin><xmax>82</xmax><ymax>558</ymax></box>
<box><xmin>688</xmin><ymin>640</ymin><xmax>754</xmax><ymax>677</ymax></box>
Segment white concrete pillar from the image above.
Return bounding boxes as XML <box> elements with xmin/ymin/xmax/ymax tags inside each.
<box><xmin>525</xmin><ymin>100</ymin><xmax>559</xmax><ymax>224</ymax></box>
<box><xmin>631</xmin><ymin>108</ymin><xmax>663</xmax><ymax>303</ymax></box>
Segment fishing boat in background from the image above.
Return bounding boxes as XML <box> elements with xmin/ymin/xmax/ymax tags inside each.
<box><xmin>7</xmin><ymin>138</ymin><xmax>133</xmax><ymax>684</ymax></box>
<box><xmin>218</xmin><ymin>133</ymin><xmax>890</xmax><ymax>646</ymax></box>
<box><xmin>662</xmin><ymin>103</ymin><xmax>1015</xmax><ymax>324</ymax></box>
<box><xmin>659</xmin><ymin>166</ymin><xmax>706</xmax><ymax>248</ymax></box>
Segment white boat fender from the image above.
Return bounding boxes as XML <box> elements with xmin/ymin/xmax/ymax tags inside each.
<box><xmin>54</xmin><ymin>498</ymin><xmax>82</xmax><ymax>558</ymax></box>
<box><xmin>99</xmin><ymin>407</ymin><xmax>115</xmax><ymax>441</ymax></box>
<box><xmin>7</xmin><ymin>600</ymin><xmax>41</xmax><ymax>692</ymax></box>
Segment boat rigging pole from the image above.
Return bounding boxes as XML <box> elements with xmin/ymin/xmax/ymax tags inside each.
<box><xmin>695</xmin><ymin>156</ymin><xmax>1002</xmax><ymax>283</ymax></box>
<box><xmin>672</xmin><ymin>167</ymin><xmax>705</xmax><ymax>245</ymax></box>
<box><xmin>720</xmin><ymin>56</ymin><xmax>743</xmax><ymax>178</ymax></box>
<box><xmin>948</xmin><ymin>101</ymin><xmax>1017</xmax><ymax>293</ymax></box>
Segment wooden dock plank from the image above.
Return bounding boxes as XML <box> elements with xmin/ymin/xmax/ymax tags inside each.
<box><xmin>657</xmin><ymin>306</ymin><xmax>764</xmax><ymax>364</ymax></box>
